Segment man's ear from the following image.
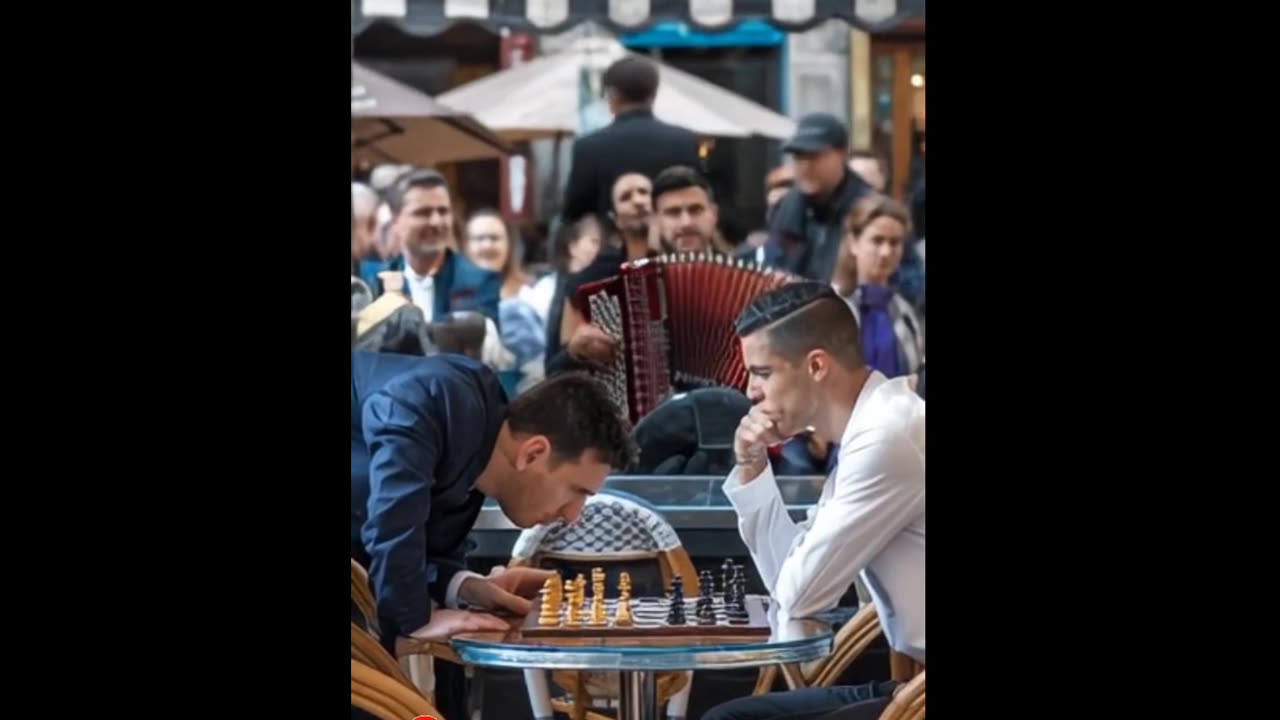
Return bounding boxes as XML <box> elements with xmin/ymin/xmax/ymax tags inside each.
<box><xmin>806</xmin><ymin>349</ymin><xmax>830</xmax><ymax>382</ymax></box>
<box><xmin>515</xmin><ymin>435</ymin><xmax>550</xmax><ymax>470</ymax></box>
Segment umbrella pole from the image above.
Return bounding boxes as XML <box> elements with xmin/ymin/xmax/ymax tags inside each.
<box><xmin>549</xmin><ymin>131</ymin><xmax>564</xmax><ymax>218</ymax></box>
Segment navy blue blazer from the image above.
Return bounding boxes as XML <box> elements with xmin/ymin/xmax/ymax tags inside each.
<box><xmin>351</xmin><ymin>351</ymin><xmax>509</xmax><ymax>640</ymax></box>
<box><xmin>372</xmin><ymin>250</ymin><xmax>502</xmax><ymax>326</ymax></box>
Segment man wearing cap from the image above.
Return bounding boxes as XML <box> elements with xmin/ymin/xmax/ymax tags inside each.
<box><xmin>766</xmin><ymin>114</ymin><xmax>872</xmax><ymax>283</ymax></box>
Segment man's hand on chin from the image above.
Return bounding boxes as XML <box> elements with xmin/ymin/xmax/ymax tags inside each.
<box><xmin>459</xmin><ymin>567</ymin><xmax>558</xmax><ymax>616</ymax></box>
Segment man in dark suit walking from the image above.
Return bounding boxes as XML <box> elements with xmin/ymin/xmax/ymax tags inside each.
<box><xmin>561</xmin><ymin>55</ymin><xmax>701</xmax><ymax>226</ymax></box>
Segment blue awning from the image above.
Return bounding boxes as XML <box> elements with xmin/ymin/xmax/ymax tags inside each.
<box><xmin>353</xmin><ymin>0</ymin><xmax>925</xmax><ymax>37</ymax></box>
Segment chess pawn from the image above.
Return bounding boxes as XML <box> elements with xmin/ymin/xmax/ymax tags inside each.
<box><xmin>563</xmin><ymin>580</ymin><xmax>576</xmax><ymax>613</ymax></box>
<box><xmin>695</xmin><ymin>595</ymin><xmax>716</xmax><ymax>625</ymax></box>
<box><xmin>615</xmin><ymin>594</ymin><xmax>633</xmax><ymax>626</ymax></box>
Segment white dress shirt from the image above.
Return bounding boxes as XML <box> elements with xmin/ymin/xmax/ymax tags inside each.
<box><xmin>724</xmin><ymin>371</ymin><xmax>925</xmax><ymax>663</ymax></box>
<box><xmin>401</xmin><ymin>261</ymin><xmax>436</xmax><ymax>322</ymax></box>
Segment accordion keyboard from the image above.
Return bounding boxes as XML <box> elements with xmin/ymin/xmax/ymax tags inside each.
<box><xmin>587</xmin><ymin>291</ymin><xmax>631</xmax><ymax>422</ymax></box>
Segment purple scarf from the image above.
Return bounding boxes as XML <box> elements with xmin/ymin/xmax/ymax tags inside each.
<box><xmin>858</xmin><ymin>284</ymin><xmax>906</xmax><ymax>378</ymax></box>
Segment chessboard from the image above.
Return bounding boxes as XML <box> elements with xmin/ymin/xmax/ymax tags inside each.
<box><xmin>521</xmin><ymin>563</ymin><xmax>772</xmax><ymax>638</ymax></box>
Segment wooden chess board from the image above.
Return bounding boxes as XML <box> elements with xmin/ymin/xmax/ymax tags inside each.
<box><xmin>521</xmin><ymin>595</ymin><xmax>772</xmax><ymax>638</ymax></box>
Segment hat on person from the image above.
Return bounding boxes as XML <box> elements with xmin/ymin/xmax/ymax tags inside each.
<box><xmin>782</xmin><ymin>113</ymin><xmax>849</xmax><ymax>154</ymax></box>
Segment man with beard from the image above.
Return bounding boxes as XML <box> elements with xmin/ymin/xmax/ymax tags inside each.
<box><xmin>544</xmin><ymin>172</ymin><xmax>659</xmax><ymax>374</ymax></box>
<box><xmin>352</xmin><ymin>351</ymin><xmax>636</xmax><ymax>720</ymax></box>
<box><xmin>651</xmin><ymin>165</ymin><xmax>731</xmax><ymax>255</ymax></box>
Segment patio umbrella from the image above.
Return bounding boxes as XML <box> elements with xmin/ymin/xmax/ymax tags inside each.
<box><xmin>436</xmin><ymin>37</ymin><xmax>796</xmax><ymax>142</ymax></box>
<box><xmin>352</xmin><ymin>61</ymin><xmax>511</xmax><ymax>166</ymax></box>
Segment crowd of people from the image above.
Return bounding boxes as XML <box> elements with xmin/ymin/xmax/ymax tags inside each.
<box><xmin>352</xmin><ymin>54</ymin><xmax>925</xmax><ymax>720</ymax></box>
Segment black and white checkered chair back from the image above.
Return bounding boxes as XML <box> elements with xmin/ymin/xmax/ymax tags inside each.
<box><xmin>511</xmin><ymin>492</ymin><xmax>682</xmax><ymax>562</ymax></box>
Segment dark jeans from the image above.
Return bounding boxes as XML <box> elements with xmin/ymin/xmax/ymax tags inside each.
<box><xmin>703</xmin><ymin>682</ymin><xmax>900</xmax><ymax>720</ymax></box>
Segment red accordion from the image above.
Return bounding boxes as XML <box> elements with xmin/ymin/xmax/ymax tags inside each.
<box><xmin>574</xmin><ymin>253</ymin><xmax>794</xmax><ymax>424</ymax></box>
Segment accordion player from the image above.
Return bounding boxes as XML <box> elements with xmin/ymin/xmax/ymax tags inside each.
<box><xmin>573</xmin><ymin>252</ymin><xmax>795</xmax><ymax>424</ymax></box>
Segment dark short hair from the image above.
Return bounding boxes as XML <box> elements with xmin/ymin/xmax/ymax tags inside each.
<box><xmin>652</xmin><ymin>165</ymin><xmax>715</xmax><ymax>206</ymax></box>
<box><xmin>387</xmin><ymin>168</ymin><xmax>448</xmax><ymax>216</ymax></box>
<box><xmin>602</xmin><ymin>56</ymin><xmax>659</xmax><ymax>103</ymax></box>
<box><xmin>508</xmin><ymin>372</ymin><xmax>638</xmax><ymax>470</ymax></box>
<box><xmin>552</xmin><ymin>215</ymin><xmax>602</xmax><ymax>273</ymax></box>
<box><xmin>735</xmin><ymin>281</ymin><xmax>864</xmax><ymax>369</ymax></box>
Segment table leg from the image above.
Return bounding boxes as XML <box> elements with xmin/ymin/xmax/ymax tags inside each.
<box><xmin>618</xmin><ymin>670</ymin><xmax>658</xmax><ymax>720</ymax></box>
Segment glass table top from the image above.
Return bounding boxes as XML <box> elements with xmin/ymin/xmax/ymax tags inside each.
<box><xmin>447</xmin><ymin>598</ymin><xmax>834</xmax><ymax>671</ymax></box>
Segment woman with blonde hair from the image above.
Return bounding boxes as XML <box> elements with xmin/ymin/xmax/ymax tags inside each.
<box><xmin>461</xmin><ymin>209</ymin><xmax>550</xmax><ymax>394</ymax></box>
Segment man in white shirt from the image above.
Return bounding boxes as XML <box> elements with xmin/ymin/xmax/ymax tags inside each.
<box><xmin>707</xmin><ymin>281</ymin><xmax>925</xmax><ymax>720</ymax></box>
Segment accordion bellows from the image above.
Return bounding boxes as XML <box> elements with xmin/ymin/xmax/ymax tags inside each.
<box><xmin>575</xmin><ymin>253</ymin><xmax>794</xmax><ymax>424</ymax></box>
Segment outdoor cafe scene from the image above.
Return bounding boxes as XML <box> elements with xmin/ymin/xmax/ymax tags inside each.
<box><xmin>351</xmin><ymin>2</ymin><xmax>925</xmax><ymax>720</ymax></box>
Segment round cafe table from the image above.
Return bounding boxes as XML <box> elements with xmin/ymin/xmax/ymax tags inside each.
<box><xmin>448</xmin><ymin>596</ymin><xmax>833</xmax><ymax>720</ymax></box>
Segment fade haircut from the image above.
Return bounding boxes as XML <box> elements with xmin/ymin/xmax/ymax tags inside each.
<box><xmin>507</xmin><ymin>372</ymin><xmax>638</xmax><ymax>470</ymax></box>
<box><xmin>735</xmin><ymin>281</ymin><xmax>865</xmax><ymax>370</ymax></box>
<box><xmin>602</xmin><ymin>56</ymin><xmax>659</xmax><ymax>103</ymax></box>
<box><xmin>386</xmin><ymin>168</ymin><xmax>448</xmax><ymax>216</ymax></box>
<box><xmin>652</xmin><ymin>165</ymin><xmax>715</xmax><ymax>206</ymax></box>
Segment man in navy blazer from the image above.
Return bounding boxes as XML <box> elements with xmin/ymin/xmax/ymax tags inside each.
<box><xmin>370</xmin><ymin>168</ymin><xmax>501</xmax><ymax>326</ymax></box>
<box><xmin>351</xmin><ymin>351</ymin><xmax>636</xmax><ymax>651</ymax></box>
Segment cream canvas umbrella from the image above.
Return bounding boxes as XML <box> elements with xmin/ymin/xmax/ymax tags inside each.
<box><xmin>352</xmin><ymin>62</ymin><xmax>511</xmax><ymax>166</ymax></box>
<box><xmin>437</xmin><ymin>38</ymin><xmax>796</xmax><ymax>142</ymax></box>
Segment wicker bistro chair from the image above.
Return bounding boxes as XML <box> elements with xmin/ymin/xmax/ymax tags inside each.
<box><xmin>878</xmin><ymin>670</ymin><xmax>924</xmax><ymax>720</ymax></box>
<box><xmin>353</xmin><ymin>557</ymin><xmax>458</xmax><ymax>704</ymax></box>
<box><xmin>353</xmin><ymin>658</ymin><xmax>447</xmax><ymax>720</ymax></box>
<box><xmin>751</xmin><ymin>601</ymin><xmax>884</xmax><ymax>694</ymax></box>
<box><xmin>509</xmin><ymin>490</ymin><xmax>698</xmax><ymax>720</ymax></box>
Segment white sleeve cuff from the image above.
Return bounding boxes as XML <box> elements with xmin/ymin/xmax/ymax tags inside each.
<box><xmin>723</xmin><ymin>462</ymin><xmax>783</xmax><ymax>513</ymax></box>
<box><xmin>446</xmin><ymin>570</ymin><xmax>484</xmax><ymax>609</ymax></box>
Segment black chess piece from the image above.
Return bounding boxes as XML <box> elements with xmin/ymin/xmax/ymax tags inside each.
<box><xmin>733</xmin><ymin>569</ymin><xmax>748</xmax><ymax>611</ymax></box>
<box><xmin>720</xmin><ymin>559</ymin><xmax>733</xmax><ymax>596</ymax></box>
<box><xmin>724</xmin><ymin>564</ymin><xmax>742</xmax><ymax>607</ymax></box>
<box><xmin>667</xmin><ymin>574</ymin><xmax>687</xmax><ymax>625</ymax></box>
<box><xmin>726</xmin><ymin>568</ymin><xmax>749</xmax><ymax>623</ymax></box>
<box><xmin>695</xmin><ymin>595</ymin><xmax>716</xmax><ymax>625</ymax></box>
<box><xmin>699</xmin><ymin>570</ymin><xmax>714</xmax><ymax>599</ymax></box>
